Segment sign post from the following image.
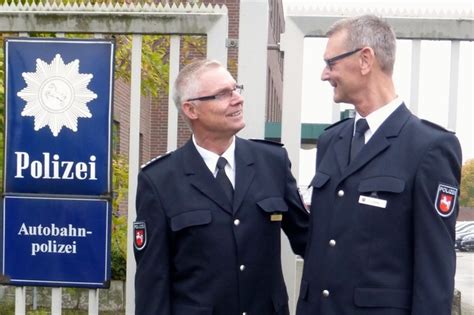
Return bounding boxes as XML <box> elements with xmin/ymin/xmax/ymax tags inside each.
<box><xmin>2</xmin><ymin>38</ymin><xmax>114</xmax><ymax>288</ymax></box>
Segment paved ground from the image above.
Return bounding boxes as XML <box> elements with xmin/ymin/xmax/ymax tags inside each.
<box><xmin>456</xmin><ymin>251</ymin><xmax>474</xmax><ymax>315</ymax></box>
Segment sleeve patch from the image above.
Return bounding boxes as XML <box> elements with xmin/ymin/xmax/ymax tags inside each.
<box><xmin>133</xmin><ymin>221</ymin><xmax>147</xmax><ymax>251</ymax></box>
<box><xmin>434</xmin><ymin>184</ymin><xmax>458</xmax><ymax>217</ymax></box>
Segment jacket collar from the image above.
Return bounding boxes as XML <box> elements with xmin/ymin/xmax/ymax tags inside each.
<box><xmin>336</xmin><ymin>103</ymin><xmax>412</xmax><ymax>181</ymax></box>
<box><xmin>181</xmin><ymin>137</ymin><xmax>256</xmax><ymax>215</ymax></box>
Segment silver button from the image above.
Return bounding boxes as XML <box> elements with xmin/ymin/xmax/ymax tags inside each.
<box><xmin>234</xmin><ymin>219</ymin><xmax>240</xmax><ymax>226</ymax></box>
<box><xmin>337</xmin><ymin>190</ymin><xmax>344</xmax><ymax>197</ymax></box>
<box><xmin>242</xmin><ymin>313</ymin><xmax>247</xmax><ymax>315</ymax></box>
<box><xmin>322</xmin><ymin>290</ymin><xmax>330</xmax><ymax>297</ymax></box>
<box><xmin>329</xmin><ymin>239</ymin><xmax>336</xmax><ymax>247</ymax></box>
<box><xmin>240</xmin><ymin>265</ymin><xmax>245</xmax><ymax>271</ymax></box>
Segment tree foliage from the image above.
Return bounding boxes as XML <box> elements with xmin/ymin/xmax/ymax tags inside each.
<box><xmin>111</xmin><ymin>155</ymin><xmax>129</xmax><ymax>280</ymax></box>
<box><xmin>460</xmin><ymin>159</ymin><xmax>474</xmax><ymax>207</ymax></box>
<box><xmin>115</xmin><ymin>35</ymin><xmax>169</xmax><ymax>98</ymax></box>
<box><xmin>115</xmin><ymin>34</ymin><xmax>205</xmax><ymax>98</ymax></box>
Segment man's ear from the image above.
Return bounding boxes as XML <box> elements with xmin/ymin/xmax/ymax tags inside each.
<box><xmin>182</xmin><ymin>101</ymin><xmax>198</xmax><ymax>121</ymax></box>
<box><xmin>360</xmin><ymin>47</ymin><xmax>375</xmax><ymax>75</ymax></box>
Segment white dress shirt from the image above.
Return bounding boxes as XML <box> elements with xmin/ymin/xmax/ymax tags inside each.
<box><xmin>193</xmin><ymin>135</ymin><xmax>236</xmax><ymax>188</ymax></box>
<box><xmin>354</xmin><ymin>96</ymin><xmax>403</xmax><ymax>144</ymax></box>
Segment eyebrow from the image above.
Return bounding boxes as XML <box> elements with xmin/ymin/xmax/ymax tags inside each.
<box><xmin>210</xmin><ymin>84</ymin><xmax>237</xmax><ymax>94</ymax></box>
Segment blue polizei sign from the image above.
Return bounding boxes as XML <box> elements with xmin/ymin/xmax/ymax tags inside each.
<box><xmin>4</xmin><ymin>38</ymin><xmax>114</xmax><ymax>195</ymax></box>
<box><xmin>2</xmin><ymin>196</ymin><xmax>110</xmax><ymax>287</ymax></box>
<box><xmin>2</xmin><ymin>38</ymin><xmax>114</xmax><ymax>288</ymax></box>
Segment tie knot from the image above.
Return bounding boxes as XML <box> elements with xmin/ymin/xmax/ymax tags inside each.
<box><xmin>217</xmin><ymin>157</ymin><xmax>228</xmax><ymax>170</ymax></box>
<box><xmin>355</xmin><ymin>118</ymin><xmax>369</xmax><ymax>134</ymax></box>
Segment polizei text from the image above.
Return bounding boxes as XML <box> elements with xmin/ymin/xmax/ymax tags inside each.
<box><xmin>14</xmin><ymin>152</ymin><xmax>97</xmax><ymax>180</ymax></box>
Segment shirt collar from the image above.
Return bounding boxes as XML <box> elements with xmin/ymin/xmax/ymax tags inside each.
<box><xmin>192</xmin><ymin>135</ymin><xmax>236</xmax><ymax>175</ymax></box>
<box><xmin>355</xmin><ymin>96</ymin><xmax>402</xmax><ymax>136</ymax></box>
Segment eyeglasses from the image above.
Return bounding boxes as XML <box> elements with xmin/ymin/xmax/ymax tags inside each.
<box><xmin>187</xmin><ymin>84</ymin><xmax>244</xmax><ymax>102</ymax></box>
<box><xmin>324</xmin><ymin>48</ymin><xmax>363</xmax><ymax>70</ymax></box>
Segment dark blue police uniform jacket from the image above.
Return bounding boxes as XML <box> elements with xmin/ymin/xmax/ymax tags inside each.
<box><xmin>297</xmin><ymin>104</ymin><xmax>462</xmax><ymax>315</ymax></box>
<box><xmin>134</xmin><ymin>137</ymin><xmax>309</xmax><ymax>315</ymax></box>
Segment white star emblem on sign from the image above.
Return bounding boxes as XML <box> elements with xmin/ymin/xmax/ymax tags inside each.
<box><xmin>17</xmin><ymin>54</ymin><xmax>98</xmax><ymax>137</ymax></box>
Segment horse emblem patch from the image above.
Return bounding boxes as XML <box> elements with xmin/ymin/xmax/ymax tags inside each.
<box><xmin>434</xmin><ymin>184</ymin><xmax>458</xmax><ymax>217</ymax></box>
<box><xmin>133</xmin><ymin>221</ymin><xmax>147</xmax><ymax>251</ymax></box>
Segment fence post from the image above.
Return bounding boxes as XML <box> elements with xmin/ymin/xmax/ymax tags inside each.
<box><xmin>51</xmin><ymin>288</ymin><xmax>62</xmax><ymax>314</ymax></box>
<box><xmin>15</xmin><ymin>287</ymin><xmax>26</xmax><ymax>315</ymax></box>
<box><xmin>125</xmin><ymin>34</ymin><xmax>143</xmax><ymax>315</ymax></box>
<box><xmin>88</xmin><ymin>289</ymin><xmax>99</xmax><ymax>315</ymax></box>
<box><xmin>167</xmin><ymin>35</ymin><xmax>180</xmax><ymax>152</ymax></box>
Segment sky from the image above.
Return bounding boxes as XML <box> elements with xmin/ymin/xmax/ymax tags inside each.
<box><xmin>281</xmin><ymin>0</ymin><xmax>474</xmax><ymax>185</ymax></box>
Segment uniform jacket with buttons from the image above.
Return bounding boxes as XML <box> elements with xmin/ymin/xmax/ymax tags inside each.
<box><xmin>296</xmin><ymin>104</ymin><xmax>462</xmax><ymax>315</ymax></box>
<box><xmin>134</xmin><ymin>137</ymin><xmax>309</xmax><ymax>315</ymax></box>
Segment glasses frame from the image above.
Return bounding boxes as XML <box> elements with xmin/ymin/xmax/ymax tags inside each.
<box><xmin>187</xmin><ymin>84</ymin><xmax>244</xmax><ymax>102</ymax></box>
<box><xmin>324</xmin><ymin>48</ymin><xmax>363</xmax><ymax>70</ymax></box>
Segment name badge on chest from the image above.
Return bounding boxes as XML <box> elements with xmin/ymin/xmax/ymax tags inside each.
<box><xmin>358</xmin><ymin>195</ymin><xmax>387</xmax><ymax>208</ymax></box>
<box><xmin>271</xmin><ymin>214</ymin><xmax>283</xmax><ymax>221</ymax></box>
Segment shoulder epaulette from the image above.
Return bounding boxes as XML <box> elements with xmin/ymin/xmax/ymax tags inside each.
<box><xmin>141</xmin><ymin>152</ymin><xmax>172</xmax><ymax>169</ymax></box>
<box><xmin>324</xmin><ymin>117</ymin><xmax>351</xmax><ymax>131</ymax></box>
<box><xmin>249</xmin><ymin>139</ymin><xmax>284</xmax><ymax>146</ymax></box>
<box><xmin>420</xmin><ymin>119</ymin><xmax>454</xmax><ymax>134</ymax></box>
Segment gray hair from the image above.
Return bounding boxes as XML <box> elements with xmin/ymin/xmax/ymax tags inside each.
<box><xmin>172</xmin><ymin>59</ymin><xmax>223</xmax><ymax>113</ymax></box>
<box><xmin>327</xmin><ymin>14</ymin><xmax>397</xmax><ymax>74</ymax></box>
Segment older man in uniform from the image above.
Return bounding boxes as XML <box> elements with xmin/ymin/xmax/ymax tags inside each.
<box><xmin>134</xmin><ymin>59</ymin><xmax>309</xmax><ymax>315</ymax></box>
<box><xmin>297</xmin><ymin>15</ymin><xmax>462</xmax><ymax>315</ymax></box>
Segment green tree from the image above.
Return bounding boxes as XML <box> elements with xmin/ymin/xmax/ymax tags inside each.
<box><xmin>111</xmin><ymin>155</ymin><xmax>129</xmax><ymax>280</ymax></box>
<box><xmin>115</xmin><ymin>35</ymin><xmax>169</xmax><ymax>98</ymax></box>
<box><xmin>460</xmin><ymin>159</ymin><xmax>474</xmax><ymax>207</ymax></box>
<box><xmin>115</xmin><ymin>34</ymin><xmax>205</xmax><ymax>98</ymax></box>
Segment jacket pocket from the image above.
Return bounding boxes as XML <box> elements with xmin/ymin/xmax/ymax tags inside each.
<box><xmin>170</xmin><ymin>210</ymin><xmax>212</xmax><ymax>232</ymax></box>
<box><xmin>257</xmin><ymin>197</ymin><xmax>289</xmax><ymax>213</ymax></box>
<box><xmin>310</xmin><ymin>172</ymin><xmax>330</xmax><ymax>189</ymax></box>
<box><xmin>358</xmin><ymin>176</ymin><xmax>405</xmax><ymax>194</ymax></box>
<box><xmin>172</xmin><ymin>303</ymin><xmax>213</xmax><ymax>315</ymax></box>
<box><xmin>354</xmin><ymin>287</ymin><xmax>411</xmax><ymax>309</ymax></box>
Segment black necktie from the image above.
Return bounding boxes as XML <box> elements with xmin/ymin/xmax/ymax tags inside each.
<box><xmin>216</xmin><ymin>157</ymin><xmax>234</xmax><ymax>202</ymax></box>
<box><xmin>350</xmin><ymin>118</ymin><xmax>369</xmax><ymax>163</ymax></box>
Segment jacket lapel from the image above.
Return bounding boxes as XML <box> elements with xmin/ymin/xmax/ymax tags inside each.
<box><xmin>333</xmin><ymin>120</ymin><xmax>353</xmax><ymax>173</ymax></box>
<box><xmin>181</xmin><ymin>139</ymin><xmax>233</xmax><ymax>214</ymax></box>
<box><xmin>340</xmin><ymin>104</ymin><xmax>412</xmax><ymax>182</ymax></box>
<box><xmin>233</xmin><ymin>138</ymin><xmax>255</xmax><ymax>213</ymax></box>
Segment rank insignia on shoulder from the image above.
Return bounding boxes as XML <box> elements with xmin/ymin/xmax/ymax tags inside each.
<box><xmin>324</xmin><ymin>118</ymin><xmax>351</xmax><ymax>131</ymax></box>
<box><xmin>133</xmin><ymin>221</ymin><xmax>147</xmax><ymax>251</ymax></box>
<box><xmin>421</xmin><ymin>119</ymin><xmax>454</xmax><ymax>133</ymax></box>
<box><xmin>434</xmin><ymin>183</ymin><xmax>458</xmax><ymax>217</ymax></box>
<box><xmin>141</xmin><ymin>152</ymin><xmax>172</xmax><ymax>169</ymax></box>
<box><xmin>250</xmin><ymin>139</ymin><xmax>284</xmax><ymax>146</ymax></box>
